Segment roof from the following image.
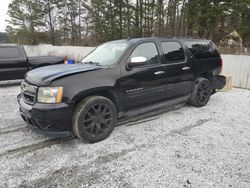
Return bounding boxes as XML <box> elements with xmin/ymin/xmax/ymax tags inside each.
<box><xmin>106</xmin><ymin>37</ymin><xmax>210</xmax><ymax>44</ymax></box>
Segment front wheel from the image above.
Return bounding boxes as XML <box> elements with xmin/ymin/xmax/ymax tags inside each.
<box><xmin>73</xmin><ymin>96</ymin><xmax>117</xmax><ymax>143</ymax></box>
<box><xmin>189</xmin><ymin>78</ymin><xmax>212</xmax><ymax>107</ymax></box>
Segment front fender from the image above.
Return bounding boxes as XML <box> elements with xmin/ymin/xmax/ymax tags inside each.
<box><xmin>51</xmin><ymin>67</ymin><xmax>121</xmax><ymax>104</ymax></box>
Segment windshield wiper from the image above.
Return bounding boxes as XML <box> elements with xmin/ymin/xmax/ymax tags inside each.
<box><xmin>83</xmin><ymin>61</ymin><xmax>101</xmax><ymax>66</ymax></box>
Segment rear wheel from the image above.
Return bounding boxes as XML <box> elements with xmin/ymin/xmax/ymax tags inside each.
<box><xmin>189</xmin><ymin>78</ymin><xmax>212</xmax><ymax>107</ymax></box>
<box><xmin>73</xmin><ymin>96</ymin><xmax>117</xmax><ymax>143</ymax></box>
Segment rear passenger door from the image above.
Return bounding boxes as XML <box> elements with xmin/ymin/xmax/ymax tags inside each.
<box><xmin>0</xmin><ymin>46</ymin><xmax>27</xmax><ymax>81</ymax></box>
<box><xmin>161</xmin><ymin>41</ymin><xmax>194</xmax><ymax>98</ymax></box>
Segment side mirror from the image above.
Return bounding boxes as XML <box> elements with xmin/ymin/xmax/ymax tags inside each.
<box><xmin>127</xmin><ymin>56</ymin><xmax>147</xmax><ymax>68</ymax></box>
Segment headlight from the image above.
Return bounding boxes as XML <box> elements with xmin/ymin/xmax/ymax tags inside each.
<box><xmin>37</xmin><ymin>87</ymin><xmax>63</xmax><ymax>103</ymax></box>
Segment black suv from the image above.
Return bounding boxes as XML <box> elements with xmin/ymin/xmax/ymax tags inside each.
<box><xmin>18</xmin><ymin>38</ymin><xmax>226</xmax><ymax>143</ymax></box>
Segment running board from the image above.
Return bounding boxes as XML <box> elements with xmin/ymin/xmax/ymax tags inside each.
<box><xmin>118</xmin><ymin>95</ymin><xmax>190</xmax><ymax>119</ymax></box>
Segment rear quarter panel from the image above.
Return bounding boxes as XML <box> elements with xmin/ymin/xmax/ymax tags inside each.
<box><xmin>191</xmin><ymin>57</ymin><xmax>221</xmax><ymax>77</ymax></box>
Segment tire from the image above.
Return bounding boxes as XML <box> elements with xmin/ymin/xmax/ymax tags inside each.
<box><xmin>73</xmin><ymin>96</ymin><xmax>117</xmax><ymax>143</ymax></box>
<box><xmin>189</xmin><ymin>78</ymin><xmax>212</xmax><ymax>107</ymax></box>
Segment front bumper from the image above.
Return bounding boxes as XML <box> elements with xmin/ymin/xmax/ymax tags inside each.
<box><xmin>18</xmin><ymin>94</ymin><xmax>73</xmax><ymax>137</ymax></box>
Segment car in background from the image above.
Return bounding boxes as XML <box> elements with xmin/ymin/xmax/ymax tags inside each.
<box><xmin>0</xmin><ymin>45</ymin><xmax>65</xmax><ymax>81</ymax></box>
<box><xmin>18</xmin><ymin>38</ymin><xmax>226</xmax><ymax>143</ymax></box>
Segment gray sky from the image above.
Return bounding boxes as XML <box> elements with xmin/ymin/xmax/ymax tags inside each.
<box><xmin>0</xmin><ymin>0</ymin><xmax>12</xmax><ymax>32</ymax></box>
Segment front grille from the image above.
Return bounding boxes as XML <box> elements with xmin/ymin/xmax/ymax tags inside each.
<box><xmin>21</xmin><ymin>81</ymin><xmax>37</xmax><ymax>105</ymax></box>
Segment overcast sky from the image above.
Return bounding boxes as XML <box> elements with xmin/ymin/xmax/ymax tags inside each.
<box><xmin>0</xmin><ymin>0</ymin><xmax>12</xmax><ymax>32</ymax></box>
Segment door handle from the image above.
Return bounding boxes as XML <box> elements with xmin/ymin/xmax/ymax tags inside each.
<box><xmin>182</xmin><ymin>67</ymin><xmax>190</xmax><ymax>70</ymax></box>
<box><xmin>154</xmin><ymin>71</ymin><xmax>165</xmax><ymax>75</ymax></box>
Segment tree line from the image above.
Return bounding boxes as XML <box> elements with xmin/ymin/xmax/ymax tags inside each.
<box><xmin>4</xmin><ymin>0</ymin><xmax>250</xmax><ymax>46</ymax></box>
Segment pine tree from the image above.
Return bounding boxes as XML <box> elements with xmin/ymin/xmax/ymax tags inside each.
<box><xmin>5</xmin><ymin>0</ymin><xmax>250</xmax><ymax>46</ymax></box>
<box><xmin>7</xmin><ymin>0</ymin><xmax>47</xmax><ymax>44</ymax></box>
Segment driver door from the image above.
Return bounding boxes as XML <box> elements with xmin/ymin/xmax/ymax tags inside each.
<box><xmin>120</xmin><ymin>42</ymin><xmax>166</xmax><ymax>109</ymax></box>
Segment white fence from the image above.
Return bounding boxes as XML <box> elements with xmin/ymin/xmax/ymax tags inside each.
<box><xmin>24</xmin><ymin>45</ymin><xmax>250</xmax><ymax>89</ymax></box>
<box><xmin>221</xmin><ymin>54</ymin><xmax>250</xmax><ymax>89</ymax></box>
<box><xmin>24</xmin><ymin>44</ymin><xmax>95</xmax><ymax>61</ymax></box>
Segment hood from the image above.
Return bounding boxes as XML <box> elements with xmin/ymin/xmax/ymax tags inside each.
<box><xmin>26</xmin><ymin>64</ymin><xmax>101</xmax><ymax>86</ymax></box>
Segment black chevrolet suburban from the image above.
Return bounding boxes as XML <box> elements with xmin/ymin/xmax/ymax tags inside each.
<box><xmin>0</xmin><ymin>45</ymin><xmax>65</xmax><ymax>81</ymax></box>
<box><xmin>18</xmin><ymin>38</ymin><xmax>226</xmax><ymax>143</ymax></box>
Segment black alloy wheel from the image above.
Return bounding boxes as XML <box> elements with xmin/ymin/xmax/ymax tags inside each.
<box><xmin>82</xmin><ymin>103</ymin><xmax>113</xmax><ymax>137</ymax></box>
<box><xmin>197</xmin><ymin>80</ymin><xmax>211</xmax><ymax>105</ymax></box>
<box><xmin>73</xmin><ymin>96</ymin><xmax>117</xmax><ymax>143</ymax></box>
<box><xmin>189</xmin><ymin>78</ymin><xmax>212</xmax><ymax>107</ymax></box>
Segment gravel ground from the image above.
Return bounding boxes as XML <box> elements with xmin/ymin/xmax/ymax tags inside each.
<box><xmin>0</xmin><ymin>82</ymin><xmax>249</xmax><ymax>188</ymax></box>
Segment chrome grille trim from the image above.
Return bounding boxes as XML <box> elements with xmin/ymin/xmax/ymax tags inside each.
<box><xmin>21</xmin><ymin>81</ymin><xmax>37</xmax><ymax>105</ymax></box>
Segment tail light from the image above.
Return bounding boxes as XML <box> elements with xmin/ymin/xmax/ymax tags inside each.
<box><xmin>219</xmin><ymin>57</ymin><xmax>223</xmax><ymax>67</ymax></box>
<box><xmin>218</xmin><ymin>56</ymin><xmax>223</xmax><ymax>73</ymax></box>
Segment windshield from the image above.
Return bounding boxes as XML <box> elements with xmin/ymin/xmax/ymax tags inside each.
<box><xmin>81</xmin><ymin>42</ymin><xmax>129</xmax><ymax>66</ymax></box>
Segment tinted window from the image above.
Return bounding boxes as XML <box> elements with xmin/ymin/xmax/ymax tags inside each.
<box><xmin>0</xmin><ymin>47</ymin><xmax>21</xmax><ymax>59</ymax></box>
<box><xmin>185</xmin><ymin>41</ymin><xmax>220</xmax><ymax>59</ymax></box>
<box><xmin>130</xmin><ymin>42</ymin><xmax>160</xmax><ymax>65</ymax></box>
<box><xmin>162</xmin><ymin>42</ymin><xmax>185</xmax><ymax>62</ymax></box>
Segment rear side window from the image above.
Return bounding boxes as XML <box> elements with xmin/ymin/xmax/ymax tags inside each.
<box><xmin>130</xmin><ymin>42</ymin><xmax>160</xmax><ymax>65</ymax></box>
<box><xmin>185</xmin><ymin>41</ymin><xmax>220</xmax><ymax>59</ymax></box>
<box><xmin>0</xmin><ymin>47</ymin><xmax>21</xmax><ymax>59</ymax></box>
<box><xmin>162</xmin><ymin>42</ymin><xmax>185</xmax><ymax>63</ymax></box>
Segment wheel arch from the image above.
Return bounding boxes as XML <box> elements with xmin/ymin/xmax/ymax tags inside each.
<box><xmin>197</xmin><ymin>71</ymin><xmax>220</xmax><ymax>90</ymax></box>
<box><xmin>72</xmin><ymin>87</ymin><xmax>121</xmax><ymax>113</ymax></box>
<box><xmin>197</xmin><ymin>72</ymin><xmax>213</xmax><ymax>83</ymax></box>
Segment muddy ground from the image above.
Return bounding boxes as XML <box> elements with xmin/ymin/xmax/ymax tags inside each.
<box><xmin>0</xmin><ymin>82</ymin><xmax>249</xmax><ymax>188</ymax></box>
